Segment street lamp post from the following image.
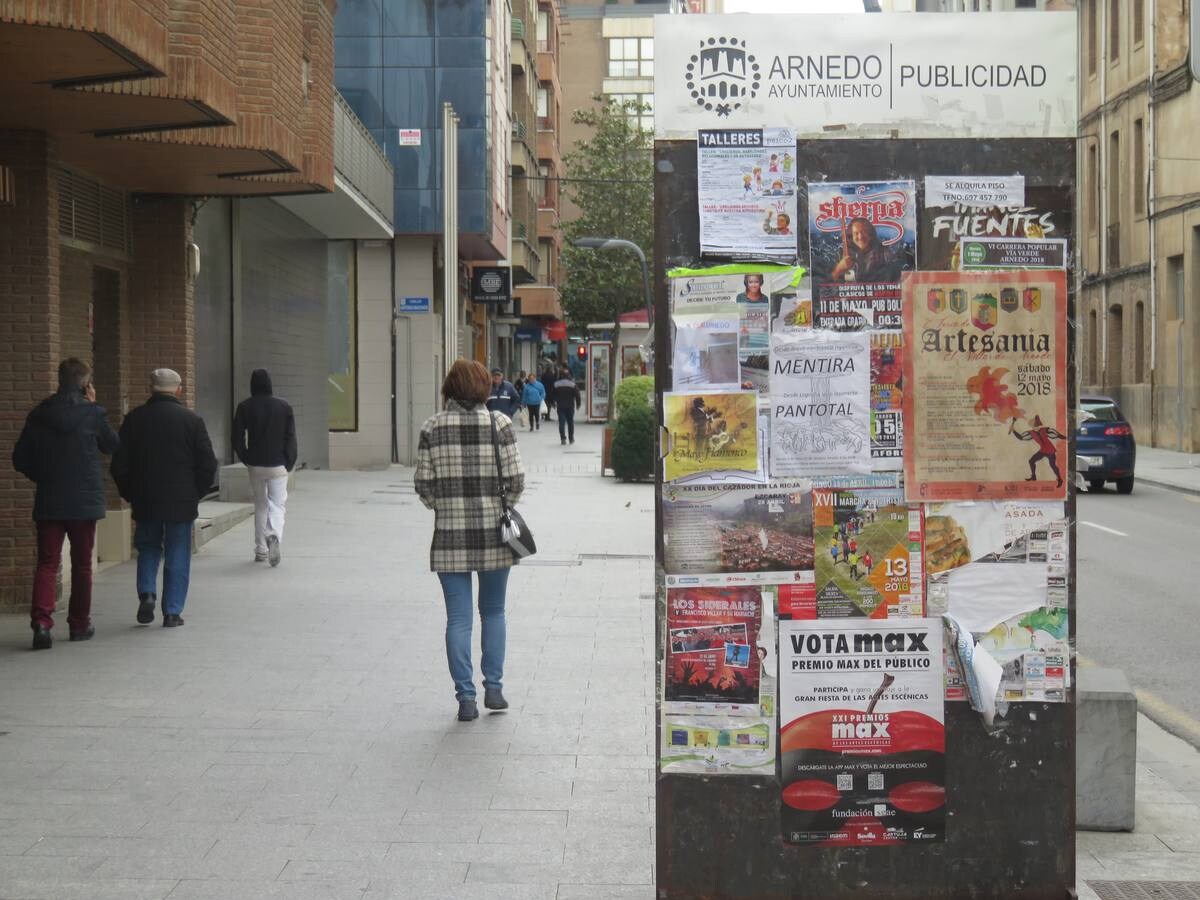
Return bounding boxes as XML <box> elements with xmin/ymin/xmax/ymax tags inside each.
<box><xmin>572</xmin><ymin>236</ymin><xmax>653</xmax><ymax>427</ymax></box>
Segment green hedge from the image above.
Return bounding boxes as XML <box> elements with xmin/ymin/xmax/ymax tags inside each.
<box><xmin>614</xmin><ymin>375</ymin><xmax>654</xmax><ymax>419</ymax></box>
<box><xmin>611</xmin><ymin>402</ymin><xmax>656</xmax><ymax>481</ymax></box>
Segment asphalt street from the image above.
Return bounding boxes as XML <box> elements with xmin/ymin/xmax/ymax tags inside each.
<box><xmin>1077</xmin><ymin>479</ymin><xmax>1200</xmax><ymax>744</ymax></box>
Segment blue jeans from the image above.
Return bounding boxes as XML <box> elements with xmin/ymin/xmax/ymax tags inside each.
<box><xmin>557</xmin><ymin>405</ymin><xmax>575</xmax><ymax>441</ymax></box>
<box><xmin>134</xmin><ymin>521</ymin><xmax>193</xmax><ymax>615</ymax></box>
<box><xmin>436</xmin><ymin>568</ymin><xmax>510</xmax><ymax>701</ymax></box>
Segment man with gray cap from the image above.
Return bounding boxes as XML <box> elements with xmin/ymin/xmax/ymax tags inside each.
<box><xmin>111</xmin><ymin>369</ymin><xmax>217</xmax><ymax>627</ymax></box>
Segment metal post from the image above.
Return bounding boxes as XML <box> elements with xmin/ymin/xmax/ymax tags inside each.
<box><xmin>443</xmin><ymin>102</ymin><xmax>459</xmax><ymax>375</ymax></box>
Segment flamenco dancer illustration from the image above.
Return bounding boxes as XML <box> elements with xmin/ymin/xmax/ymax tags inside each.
<box><xmin>1009</xmin><ymin>415</ymin><xmax>1065</xmax><ymax>488</ymax></box>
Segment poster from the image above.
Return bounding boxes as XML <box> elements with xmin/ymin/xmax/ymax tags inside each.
<box><xmin>663</xmin><ymin>391</ymin><xmax>759</xmax><ymax>482</ymax></box>
<box><xmin>809</xmin><ymin>181</ymin><xmax>916</xmax><ymax>332</ymax></box>
<box><xmin>665</xmin><ymin>586</ymin><xmax>763</xmax><ymax>713</ymax></box>
<box><xmin>672</xmin><ymin>313</ymin><xmax>741</xmax><ymax>389</ymax></box>
<box><xmin>902</xmin><ymin>270</ymin><xmax>1068</xmax><ymax>501</ymax></box>
<box><xmin>779</xmin><ymin>618</ymin><xmax>945</xmax><ymax>845</ymax></box>
<box><xmin>811</xmin><ymin>483</ymin><xmax>924</xmax><ymax>620</ymax></box>
<box><xmin>918</xmin><ymin>186</ymin><xmax>1070</xmax><ymax>272</ymax></box>
<box><xmin>587</xmin><ymin>341</ymin><xmax>611</xmax><ymax>420</ymax></box>
<box><xmin>661</xmin><ymin>713</ymin><xmax>776</xmax><ymax>776</ymax></box>
<box><xmin>670</xmin><ymin>267</ymin><xmax>806</xmax><ymax>392</ymax></box>
<box><xmin>870</xmin><ymin>333</ymin><xmax>904</xmax><ymax>469</ymax></box>
<box><xmin>622</xmin><ymin>345</ymin><xmax>646</xmax><ymax>378</ymax></box>
<box><xmin>697</xmin><ymin>127</ymin><xmax>798</xmax><ymax>261</ymax></box>
<box><xmin>958</xmin><ymin>237</ymin><xmax>1069</xmax><ymax>271</ymax></box>
<box><xmin>673</xmin><ymin>399</ymin><xmax>771</xmax><ymax>487</ymax></box>
<box><xmin>769</xmin><ymin>331</ymin><xmax>871</xmax><ymax>476</ymax></box>
<box><xmin>662</xmin><ymin>480</ymin><xmax>814</xmax><ymax>587</ymax></box>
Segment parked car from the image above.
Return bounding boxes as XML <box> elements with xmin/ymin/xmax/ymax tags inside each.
<box><xmin>1076</xmin><ymin>395</ymin><xmax>1137</xmax><ymax>494</ymax></box>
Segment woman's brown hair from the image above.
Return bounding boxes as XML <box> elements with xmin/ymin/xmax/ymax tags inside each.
<box><xmin>441</xmin><ymin>359</ymin><xmax>491</xmax><ymax>407</ymax></box>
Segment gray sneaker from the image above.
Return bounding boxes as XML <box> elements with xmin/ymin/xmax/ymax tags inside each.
<box><xmin>457</xmin><ymin>699</ymin><xmax>479</xmax><ymax>721</ymax></box>
<box><xmin>267</xmin><ymin>535</ymin><xmax>281</xmax><ymax>567</ymax></box>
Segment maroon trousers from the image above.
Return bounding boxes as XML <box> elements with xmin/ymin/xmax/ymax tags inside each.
<box><xmin>31</xmin><ymin>520</ymin><xmax>96</xmax><ymax>633</ymax></box>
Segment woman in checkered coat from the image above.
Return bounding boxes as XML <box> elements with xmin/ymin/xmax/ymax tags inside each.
<box><xmin>415</xmin><ymin>359</ymin><xmax>526</xmax><ymax>722</ymax></box>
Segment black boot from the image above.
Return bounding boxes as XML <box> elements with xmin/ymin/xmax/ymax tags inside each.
<box><xmin>31</xmin><ymin>625</ymin><xmax>51</xmax><ymax>651</ymax></box>
<box><xmin>137</xmin><ymin>592</ymin><xmax>156</xmax><ymax>625</ymax></box>
<box><xmin>484</xmin><ymin>687</ymin><xmax>508</xmax><ymax>711</ymax></box>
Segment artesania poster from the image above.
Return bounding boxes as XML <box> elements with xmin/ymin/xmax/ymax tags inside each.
<box><xmin>811</xmin><ymin>483</ymin><xmax>924</xmax><ymax>620</ymax></box>
<box><xmin>870</xmin><ymin>333</ymin><xmax>904</xmax><ymax>469</ymax></box>
<box><xmin>902</xmin><ymin>270</ymin><xmax>1068</xmax><ymax>501</ymax></box>
<box><xmin>697</xmin><ymin>127</ymin><xmax>798</xmax><ymax>261</ymax></box>
<box><xmin>665</xmin><ymin>586</ymin><xmax>763</xmax><ymax>713</ymax></box>
<box><xmin>779</xmin><ymin>618</ymin><xmax>945</xmax><ymax>846</ymax></box>
<box><xmin>769</xmin><ymin>331</ymin><xmax>871</xmax><ymax>476</ymax></box>
<box><xmin>663</xmin><ymin>390</ymin><xmax>759</xmax><ymax>482</ymax></box>
<box><xmin>809</xmin><ymin>181</ymin><xmax>916</xmax><ymax>332</ymax></box>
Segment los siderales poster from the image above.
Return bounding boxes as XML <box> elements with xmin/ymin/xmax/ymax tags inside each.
<box><xmin>902</xmin><ymin>270</ymin><xmax>1068</xmax><ymax>501</ymax></box>
<box><xmin>779</xmin><ymin>618</ymin><xmax>945</xmax><ymax>846</ymax></box>
<box><xmin>663</xmin><ymin>391</ymin><xmax>759</xmax><ymax>482</ymax></box>
<box><xmin>808</xmin><ymin>181</ymin><xmax>917</xmax><ymax>332</ymax></box>
<box><xmin>811</xmin><ymin>480</ymin><xmax>924</xmax><ymax>620</ymax></box>
<box><xmin>665</xmin><ymin>586</ymin><xmax>763</xmax><ymax>713</ymax></box>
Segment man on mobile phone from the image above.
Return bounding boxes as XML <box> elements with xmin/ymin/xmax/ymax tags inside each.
<box><xmin>12</xmin><ymin>358</ymin><xmax>119</xmax><ymax>650</ymax></box>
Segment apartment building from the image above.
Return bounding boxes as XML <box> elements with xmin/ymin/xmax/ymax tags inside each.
<box><xmin>1078</xmin><ymin>0</ymin><xmax>1199</xmax><ymax>451</ymax></box>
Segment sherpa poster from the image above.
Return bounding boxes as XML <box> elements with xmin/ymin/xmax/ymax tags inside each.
<box><xmin>902</xmin><ymin>270</ymin><xmax>1068</xmax><ymax>501</ymax></box>
<box><xmin>809</xmin><ymin>181</ymin><xmax>916</xmax><ymax>332</ymax></box>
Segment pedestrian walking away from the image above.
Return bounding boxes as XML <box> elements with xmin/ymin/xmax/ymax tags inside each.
<box><xmin>233</xmin><ymin>368</ymin><xmax>297</xmax><ymax>566</ymax></box>
<box><xmin>539</xmin><ymin>365</ymin><xmax>556</xmax><ymax>422</ymax></box>
<box><xmin>12</xmin><ymin>358</ymin><xmax>120</xmax><ymax>649</ymax></box>
<box><xmin>552</xmin><ymin>365</ymin><xmax>582</xmax><ymax>445</ymax></box>
<box><xmin>521</xmin><ymin>374</ymin><xmax>545</xmax><ymax>432</ymax></box>
<box><xmin>415</xmin><ymin>359</ymin><xmax>526</xmax><ymax>722</ymax></box>
<box><xmin>111</xmin><ymin>369</ymin><xmax>217</xmax><ymax>628</ymax></box>
<box><xmin>486</xmin><ymin>368</ymin><xmax>522</xmax><ymax>420</ymax></box>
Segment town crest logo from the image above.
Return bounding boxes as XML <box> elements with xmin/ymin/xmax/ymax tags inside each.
<box><xmin>686</xmin><ymin>37</ymin><xmax>760</xmax><ymax>117</ymax></box>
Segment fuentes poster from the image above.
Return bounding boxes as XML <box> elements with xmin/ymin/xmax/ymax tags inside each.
<box><xmin>780</xmin><ymin>618</ymin><xmax>945</xmax><ymax>846</ymax></box>
<box><xmin>666</xmin><ymin>586</ymin><xmax>763</xmax><ymax>713</ymax></box>
<box><xmin>902</xmin><ymin>270</ymin><xmax>1068</xmax><ymax>501</ymax></box>
<box><xmin>770</xmin><ymin>331</ymin><xmax>871</xmax><ymax>476</ymax></box>
<box><xmin>663</xmin><ymin>391</ymin><xmax>759</xmax><ymax>482</ymax></box>
<box><xmin>697</xmin><ymin>128</ymin><xmax>798</xmax><ymax>261</ymax></box>
<box><xmin>809</xmin><ymin>181</ymin><xmax>916</xmax><ymax>331</ymax></box>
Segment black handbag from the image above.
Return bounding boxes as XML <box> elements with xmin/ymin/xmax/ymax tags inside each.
<box><xmin>489</xmin><ymin>412</ymin><xmax>537</xmax><ymax>558</ymax></box>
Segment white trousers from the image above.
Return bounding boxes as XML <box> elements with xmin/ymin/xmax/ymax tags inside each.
<box><xmin>248</xmin><ymin>465</ymin><xmax>288</xmax><ymax>554</ymax></box>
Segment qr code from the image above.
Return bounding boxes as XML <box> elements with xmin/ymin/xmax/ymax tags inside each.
<box><xmin>836</xmin><ymin>774</ymin><xmax>853</xmax><ymax>791</ymax></box>
<box><xmin>867</xmin><ymin>773</ymin><xmax>884</xmax><ymax>791</ymax></box>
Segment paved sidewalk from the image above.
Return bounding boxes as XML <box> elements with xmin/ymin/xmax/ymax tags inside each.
<box><xmin>0</xmin><ymin>421</ymin><xmax>656</xmax><ymax>900</ymax></box>
<box><xmin>1131</xmin><ymin>445</ymin><xmax>1200</xmax><ymax>495</ymax></box>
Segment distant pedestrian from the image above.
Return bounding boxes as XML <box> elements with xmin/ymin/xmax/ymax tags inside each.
<box><xmin>486</xmin><ymin>368</ymin><xmax>521</xmax><ymax>419</ymax></box>
<box><xmin>232</xmin><ymin>369</ymin><xmax>297</xmax><ymax>566</ymax></box>
<box><xmin>539</xmin><ymin>366</ymin><xmax>556</xmax><ymax>422</ymax></box>
<box><xmin>415</xmin><ymin>360</ymin><xmax>526</xmax><ymax>722</ymax></box>
<box><xmin>12</xmin><ymin>358</ymin><xmax>119</xmax><ymax>649</ymax></box>
<box><xmin>521</xmin><ymin>374</ymin><xmax>545</xmax><ymax>432</ymax></box>
<box><xmin>553</xmin><ymin>365</ymin><xmax>582</xmax><ymax>445</ymax></box>
<box><xmin>111</xmin><ymin>369</ymin><xmax>217</xmax><ymax>628</ymax></box>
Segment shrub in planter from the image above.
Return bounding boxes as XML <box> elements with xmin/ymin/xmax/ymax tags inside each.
<box><xmin>611</xmin><ymin>402</ymin><xmax>656</xmax><ymax>481</ymax></box>
<box><xmin>614</xmin><ymin>374</ymin><xmax>654</xmax><ymax>419</ymax></box>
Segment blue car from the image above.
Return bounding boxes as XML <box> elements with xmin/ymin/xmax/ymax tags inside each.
<box><xmin>1077</xmin><ymin>395</ymin><xmax>1137</xmax><ymax>494</ymax></box>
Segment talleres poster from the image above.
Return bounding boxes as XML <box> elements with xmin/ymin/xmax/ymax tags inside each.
<box><xmin>663</xmin><ymin>390</ymin><xmax>759</xmax><ymax>482</ymax></box>
<box><xmin>770</xmin><ymin>331</ymin><xmax>871</xmax><ymax>476</ymax></box>
<box><xmin>902</xmin><ymin>270</ymin><xmax>1068</xmax><ymax>501</ymax></box>
<box><xmin>780</xmin><ymin>618</ymin><xmax>945</xmax><ymax>846</ymax></box>
<box><xmin>808</xmin><ymin>181</ymin><xmax>916</xmax><ymax>331</ymax></box>
<box><xmin>697</xmin><ymin>127</ymin><xmax>798</xmax><ymax>261</ymax></box>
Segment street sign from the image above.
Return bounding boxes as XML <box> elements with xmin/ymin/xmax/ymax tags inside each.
<box><xmin>398</xmin><ymin>296</ymin><xmax>429</xmax><ymax>313</ymax></box>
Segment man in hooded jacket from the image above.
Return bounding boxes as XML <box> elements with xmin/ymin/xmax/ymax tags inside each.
<box><xmin>232</xmin><ymin>369</ymin><xmax>297</xmax><ymax>566</ymax></box>
<box><xmin>12</xmin><ymin>358</ymin><xmax>119</xmax><ymax>649</ymax></box>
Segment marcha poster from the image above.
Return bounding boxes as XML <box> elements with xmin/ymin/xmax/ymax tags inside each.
<box><xmin>809</xmin><ymin>181</ymin><xmax>916</xmax><ymax>332</ymax></box>
<box><xmin>665</xmin><ymin>586</ymin><xmax>763</xmax><ymax>713</ymax></box>
<box><xmin>663</xmin><ymin>390</ymin><xmax>759</xmax><ymax>482</ymax></box>
<box><xmin>779</xmin><ymin>618</ymin><xmax>945</xmax><ymax>846</ymax></box>
<box><xmin>697</xmin><ymin>127</ymin><xmax>798</xmax><ymax>261</ymax></box>
<box><xmin>902</xmin><ymin>270</ymin><xmax>1068</xmax><ymax>501</ymax></box>
<box><xmin>662</xmin><ymin>480</ymin><xmax>815</xmax><ymax>585</ymax></box>
<box><xmin>769</xmin><ymin>331</ymin><xmax>871</xmax><ymax>476</ymax></box>
<box><xmin>870</xmin><ymin>333</ymin><xmax>904</xmax><ymax>470</ymax></box>
<box><xmin>811</xmin><ymin>484</ymin><xmax>924</xmax><ymax>620</ymax></box>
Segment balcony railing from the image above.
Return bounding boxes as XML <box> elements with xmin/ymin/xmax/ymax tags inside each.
<box><xmin>512</xmin><ymin>17</ymin><xmax>526</xmax><ymax>39</ymax></box>
<box><xmin>1106</xmin><ymin>222</ymin><xmax>1120</xmax><ymax>269</ymax></box>
<box><xmin>333</xmin><ymin>91</ymin><xmax>394</xmax><ymax>227</ymax></box>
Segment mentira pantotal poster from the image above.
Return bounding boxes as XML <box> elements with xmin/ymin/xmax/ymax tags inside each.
<box><xmin>812</xmin><ymin>483</ymin><xmax>924</xmax><ymax>620</ymax></box>
<box><xmin>809</xmin><ymin>181</ymin><xmax>916</xmax><ymax>332</ymax></box>
<box><xmin>924</xmin><ymin>501</ymin><xmax>1069</xmax><ymax>703</ymax></box>
<box><xmin>870</xmin><ymin>333</ymin><xmax>904</xmax><ymax>469</ymax></box>
<box><xmin>902</xmin><ymin>270</ymin><xmax>1068</xmax><ymax>501</ymax></box>
<box><xmin>769</xmin><ymin>331</ymin><xmax>871</xmax><ymax>476</ymax></box>
<box><xmin>663</xmin><ymin>390</ymin><xmax>759</xmax><ymax>482</ymax></box>
<box><xmin>665</xmin><ymin>586</ymin><xmax>763</xmax><ymax>713</ymax></box>
<box><xmin>779</xmin><ymin>618</ymin><xmax>945</xmax><ymax>846</ymax></box>
<box><xmin>697</xmin><ymin>127</ymin><xmax>797</xmax><ymax>261</ymax></box>
<box><xmin>662</xmin><ymin>480</ymin><xmax>814</xmax><ymax>585</ymax></box>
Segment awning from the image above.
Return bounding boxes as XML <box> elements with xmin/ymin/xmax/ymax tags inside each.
<box><xmin>546</xmin><ymin>320</ymin><xmax>568</xmax><ymax>341</ymax></box>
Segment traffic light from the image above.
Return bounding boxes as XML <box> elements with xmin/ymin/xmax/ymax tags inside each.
<box><xmin>577</xmin><ymin>344</ymin><xmax>588</xmax><ymax>360</ymax></box>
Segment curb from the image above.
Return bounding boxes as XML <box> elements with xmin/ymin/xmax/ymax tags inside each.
<box><xmin>1130</xmin><ymin>474</ymin><xmax>1200</xmax><ymax>497</ymax></box>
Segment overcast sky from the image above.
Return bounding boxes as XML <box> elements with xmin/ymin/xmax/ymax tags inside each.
<box><xmin>719</xmin><ymin>0</ymin><xmax>865</xmax><ymax>12</ymax></box>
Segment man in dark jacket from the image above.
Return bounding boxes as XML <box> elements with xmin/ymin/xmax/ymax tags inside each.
<box><xmin>552</xmin><ymin>365</ymin><xmax>583</xmax><ymax>445</ymax></box>
<box><xmin>539</xmin><ymin>365</ymin><xmax>556</xmax><ymax>423</ymax></box>
<box><xmin>232</xmin><ymin>369</ymin><xmax>297</xmax><ymax>566</ymax></box>
<box><xmin>486</xmin><ymin>368</ymin><xmax>522</xmax><ymax>419</ymax></box>
<box><xmin>111</xmin><ymin>368</ymin><xmax>217</xmax><ymax>628</ymax></box>
<box><xmin>12</xmin><ymin>358</ymin><xmax>119</xmax><ymax>649</ymax></box>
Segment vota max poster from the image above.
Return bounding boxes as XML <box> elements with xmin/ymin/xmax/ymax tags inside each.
<box><xmin>780</xmin><ymin>618</ymin><xmax>945</xmax><ymax>846</ymax></box>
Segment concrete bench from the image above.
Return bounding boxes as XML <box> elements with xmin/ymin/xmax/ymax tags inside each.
<box><xmin>1077</xmin><ymin>667</ymin><xmax>1137</xmax><ymax>831</ymax></box>
<box><xmin>218</xmin><ymin>463</ymin><xmax>296</xmax><ymax>503</ymax></box>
